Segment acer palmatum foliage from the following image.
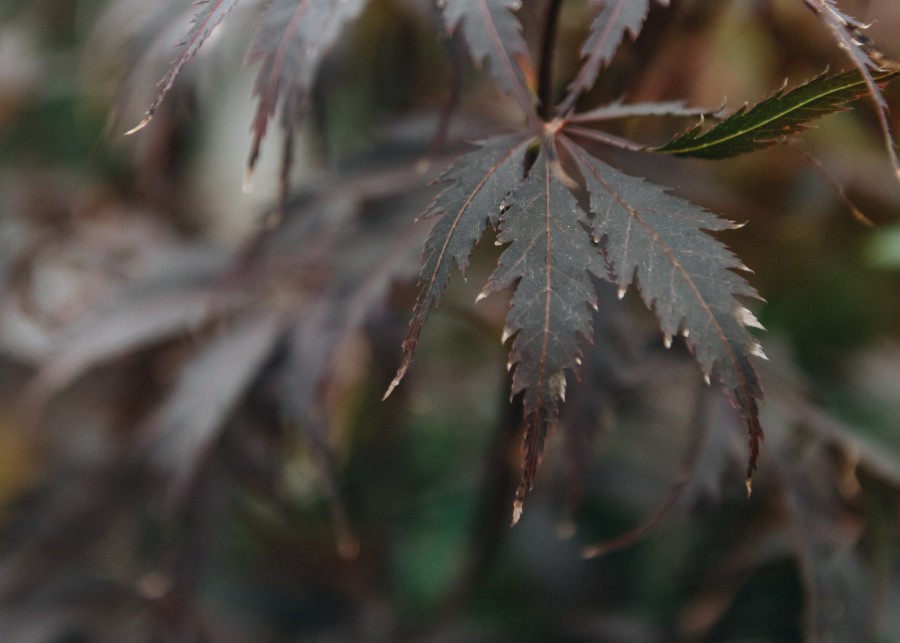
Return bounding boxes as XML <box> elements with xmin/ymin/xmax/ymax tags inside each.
<box><xmin>128</xmin><ymin>0</ymin><xmax>899</xmax><ymax>522</ymax></box>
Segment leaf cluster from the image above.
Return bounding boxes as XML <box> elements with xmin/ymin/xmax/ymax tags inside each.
<box><xmin>3</xmin><ymin>2</ymin><xmax>900</xmax><ymax>640</ymax></box>
<box><xmin>122</xmin><ymin>0</ymin><xmax>900</xmax><ymax>522</ymax></box>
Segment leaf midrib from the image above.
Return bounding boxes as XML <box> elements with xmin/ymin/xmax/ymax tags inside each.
<box><xmin>662</xmin><ymin>74</ymin><xmax>869</xmax><ymax>155</ymax></box>
<box><xmin>567</xmin><ymin>140</ymin><xmax>752</xmax><ymax>404</ymax></box>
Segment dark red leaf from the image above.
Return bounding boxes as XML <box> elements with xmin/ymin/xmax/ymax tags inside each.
<box><xmin>440</xmin><ymin>0</ymin><xmax>537</xmax><ymax>120</ymax></box>
<box><xmin>246</xmin><ymin>0</ymin><xmax>367</xmax><ymax>175</ymax></box>
<box><xmin>482</xmin><ymin>137</ymin><xmax>607</xmax><ymax>523</ymax></box>
<box><xmin>558</xmin><ymin>0</ymin><xmax>670</xmax><ymax>115</ymax></box>
<box><xmin>561</xmin><ymin>134</ymin><xmax>765</xmax><ymax>490</ymax></box>
<box><xmin>386</xmin><ymin>134</ymin><xmax>533</xmax><ymax>398</ymax></box>
<box><xmin>126</xmin><ymin>0</ymin><xmax>241</xmax><ymax>135</ymax></box>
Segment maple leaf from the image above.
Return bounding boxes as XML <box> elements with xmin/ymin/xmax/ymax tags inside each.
<box><xmin>126</xmin><ymin>0</ymin><xmax>241</xmax><ymax>135</ymax></box>
<box><xmin>439</xmin><ymin>0</ymin><xmax>537</xmax><ymax>119</ymax></box>
<box><xmin>391</xmin><ymin>128</ymin><xmax>768</xmax><ymax>521</ymax></box>
<box><xmin>386</xmin><ymin>134</ymin><xmax>533</xmax><ymax>397</ymax></box>
<box><xmin>657</xmin><ymin>69</ymin><xmax>898</xmax><ymax>159</ymax></box>
<box><xmin>559</xmin><ymin>134</ymin><xmax>765</xmax><ymax>491</ymax></box>
<box><xmin>482</xmin><ymin>136</ymin><xmax>608</xmax><ymax>523</ymax></box>
<box><xmin>558</xmin><ymin>0</ymin><xmax>670</xmax><ymax>115</ymax></box>
<box><xmin>246</xmin><ymin>0</ymin><xmax>368</xmax><ymax>176</ymax></box>
<box><xmin>804</xmin><ymin>0</ymin><xmax>900</xmax><ymax>179</ymax></box>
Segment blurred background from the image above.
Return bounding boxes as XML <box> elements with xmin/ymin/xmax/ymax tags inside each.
<box><xmin>1</xmin><ymin>0</ymin><xmax>900</xmax><ymax>641</ymax></box>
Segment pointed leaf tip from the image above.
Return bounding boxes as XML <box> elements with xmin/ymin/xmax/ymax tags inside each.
<box><xmin>383</xmin><ymin>368</ymin><xmax>405</xmax><ymax>401</ymax></box>
<box><xmin>124</xmin><ymin>114</ymin><xmax>152</xmax><ymax>136</ymax></box>
<box><xmin>129</xmin><ymin>0</ymin><xmax>241</xmax><ymax>138</ymax></box>
<box><xmin>511</xmin><ymin>500</ymin><xmax>523</xmax><ymax>526</ymax></box>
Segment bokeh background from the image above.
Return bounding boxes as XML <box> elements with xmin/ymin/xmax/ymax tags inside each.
<box><xmin>2</xmin><ymin>0</ymin><xmax>900</xmax><ymax>641</ymax></box>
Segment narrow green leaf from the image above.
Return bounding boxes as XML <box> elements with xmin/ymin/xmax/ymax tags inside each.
<box><xmin>656</xmin><ymin>69</ymin><xmax>897</xmax><ymax>159</ymax></box>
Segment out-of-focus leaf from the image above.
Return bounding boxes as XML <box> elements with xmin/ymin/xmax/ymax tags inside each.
<box><xmin>866</xmin><ymin>224</ymin><xmax>900</xmax><ymax>270</ymax></box>
<box><xmin>804</xmin><ymin>0</ymin><xmax>900</xmax><ymax>180</ymax></box>
<box><xmin>126</xmin><ymin>0</ymin><xmax>241</xmax><ymax>135</ymax></box>
<box><xmin>439</xmin><ymin>0</ymin><xmax>537</xmax><ymax>118</ymax></box>
<box><xmin>26</xmin><ymin>271</ymin><xmax>226</xmax><ymax>404</ymax></box>
<box><xmin>148</xmin><ymin>310</ymin><xmax>287</xmax><ymax>488</ymax></box>
<box><xmin>246</xmin><ymin>0</ymin><xmax>368</xmax><ymax>175</ymax></box>
<box><xmin>558</xmin><ymin>0</ymin><xmax>670</xmax><ymax>115</ymax></box>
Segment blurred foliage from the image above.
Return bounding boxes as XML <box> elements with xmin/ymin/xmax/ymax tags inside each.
<box><xmin>1</xmin><ymin>1</ymin><xmax>900</xmax><ymax>642</ymax></box>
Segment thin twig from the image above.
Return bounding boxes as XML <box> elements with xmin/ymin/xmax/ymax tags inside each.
<box><xmin>538</xmin><ymin>0</ymin><xmax>565</xmax><ymax>121</ymax></box>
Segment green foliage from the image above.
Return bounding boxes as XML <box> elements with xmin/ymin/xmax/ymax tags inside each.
<box><xmin>657</xmin><ymin>69</ymin><xmax>898</xmax><ymax>159</ymax></box>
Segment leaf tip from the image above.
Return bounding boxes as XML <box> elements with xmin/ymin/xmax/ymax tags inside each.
<box><xmin>582</xmin><ymin>545</ymin><xmax>600</xmax><ymax>559</ymax></box>
<box><xmin>383</xmin><ymin>367</ymin><xmax>407</xmax><ymax>401</ymax></box>
<box><xmin>124</xmin><ymin>113</ymin><xmax>153</xmax><ymax>136</ymax></box>
<box><xmin>749</xmin><ymin>341</ymin><xmax>769</xmax><ymax>361</ymax></box>
<box><xmin>243</xmin><ymin>166</ymin><xmax>256</xmax><ymax>195</ymax></box>
<box><xmin>550</xmin><ymin>371</ymin><xmax>567</xmax><ymax>403</ymax></box>
<box><xmin>736</xmin><ymin>306</ymin><xmax>766</xmax><ymax>331</ymax></box>
<box><xmin>511</xmin><ymin>500</ymin><xmax>524</xmax><ymax>526</ymax></box>
<box><xmin>849</xmin><ymin>205</ymin><xmax>875</xmax><ymax>227</ymax></box>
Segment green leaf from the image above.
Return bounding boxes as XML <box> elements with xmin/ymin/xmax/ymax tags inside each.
<box><xmin>656</xmin><ymin>69</ymin><xmax>897</xmax><ymax>159</ymax></box>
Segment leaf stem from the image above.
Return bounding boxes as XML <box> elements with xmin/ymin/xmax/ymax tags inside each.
<box><xmin>538</xmin><ymin>0</ymin><xmax>565</xmax><ymax>121</ymax></box>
